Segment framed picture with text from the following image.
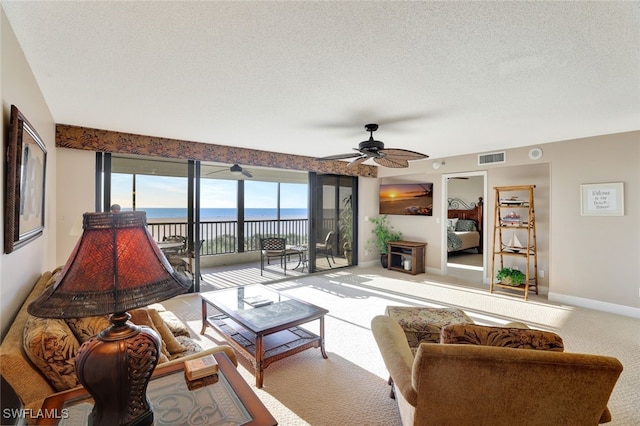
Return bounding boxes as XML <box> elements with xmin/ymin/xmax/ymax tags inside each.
<box><xmin>580</xmin><ymin>182</ymin><xmax>624</xmax><ymax>216</ymax></box>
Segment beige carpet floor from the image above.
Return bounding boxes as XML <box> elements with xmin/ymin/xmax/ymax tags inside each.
<box><xmin>447</xmin><ymin>250</ymin><xmax>483</xmax><ymax>268</ymax></box>
<box><xmin>163</xmin><ymin>265</ymin><xmax>639</xmax><ymax>425</ymax></box>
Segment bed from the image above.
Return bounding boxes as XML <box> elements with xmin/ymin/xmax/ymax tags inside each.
<box><xmin>447</xmin><ymin>197</ymin><xmax>483</xmax><ymax>254</ymax></box>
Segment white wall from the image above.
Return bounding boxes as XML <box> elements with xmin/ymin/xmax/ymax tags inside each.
<box><xmin>447</xmin><ymin>176</ymin><xmax>483</xmax><ymax>206</ymax></box>
<box><xmin>1</xmin><ymin>9</ymin><xmax>56</xmax><ymax>339</ymax></box>
<box><xmin>55</xmin><ymin>148</ymin><xmax>95</xmax><ymax>265</ymax></box>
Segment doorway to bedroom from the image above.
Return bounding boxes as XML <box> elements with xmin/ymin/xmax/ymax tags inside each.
<box><xmin>443</xmin><ymin>172</ymin><xmax>487</xmax><ymax>286</ymax></box>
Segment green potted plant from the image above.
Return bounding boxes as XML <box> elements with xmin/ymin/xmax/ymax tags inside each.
<box><xmin>338</xmin><ymin>195</ymin><xmax>353</xmax><ymax>264</ymax></box>
<box><xmin>367</xmin><ymin>215</ymin><xmax>402</xmax><ymax>268</ymax></box>
<box><xmin>496</xmin><ymin>267</ymin><xmax>526</xmax><ymax>286</ymax></box>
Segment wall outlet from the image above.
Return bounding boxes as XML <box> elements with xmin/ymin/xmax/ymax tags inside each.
<box><xmin>539</xmin><ymin>270</ymin><xmax>545</xmax><ymax>278</ymax></box>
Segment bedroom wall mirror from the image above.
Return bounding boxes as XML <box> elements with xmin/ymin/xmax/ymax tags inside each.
<box><xmin>443</xmin><ymin>173</ymin><xmax>486</xmax><ymax>284</ymax></box>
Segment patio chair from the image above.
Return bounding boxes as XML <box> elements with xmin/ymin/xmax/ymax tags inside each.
<box><xmin>162</xmin><ymin>235</ymin><xmax>191</xmax><ymax>278</ymax></box>
<box><xmin>316</xmin><ymin>231</ymin><xmax>335</xmax><ymax>267</ymax></box>
<box><xmin>260</xmin><ymin>237</ymin><xmax>299</xmax><ymax>276</ymax></box>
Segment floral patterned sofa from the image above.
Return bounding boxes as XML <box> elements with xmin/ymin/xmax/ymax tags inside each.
<box><xmin>0</xmin><ymin>268</ymin><xmax>236</xmax><ymax>425</ymax></box>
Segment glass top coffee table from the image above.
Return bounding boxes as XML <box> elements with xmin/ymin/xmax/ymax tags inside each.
<box><xmin>36</xmin><ymin>352</ymin><xmax>276</xmax><ymax>426</ymax></box>
<box><xmin>201</xmin><ymin>284</ymin><xmax>328</xmax><ymax>388</ymax></box>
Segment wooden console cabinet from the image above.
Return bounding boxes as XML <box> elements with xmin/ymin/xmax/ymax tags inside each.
<box><xmin>387</xmin><ymin>241</ymin><xmax>427</xmax><ymax>275</ymax></box>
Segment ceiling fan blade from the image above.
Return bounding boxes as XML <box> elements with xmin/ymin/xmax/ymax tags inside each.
<box><xmin>241</xmin><ymin>169</ymin><xmax>253</xmax><ymax>178</ymax></box>
<box><xmin>347</xmin><ymin>156</ymin><xmax>368</xmax><ymax>168</ymax></box>
<box><xmin>379</xmin><ymin>148</ymin><xmax>429</xmax><ymax>161</ymax></box>
<box><xmin>317</xmin><ymin>152</ymin><xmax>362</xmax><ymax>161</ymax></box>
<box><xmin>374</xmin><ymin>157</ymin><xmax>409</xmax><ymax>168</ymax></box>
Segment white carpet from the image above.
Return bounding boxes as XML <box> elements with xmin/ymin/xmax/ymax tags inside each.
<box><xmin>164</xmin><ymin>266</ymin><xmax>640</xmax><ymax>425</ymax></box>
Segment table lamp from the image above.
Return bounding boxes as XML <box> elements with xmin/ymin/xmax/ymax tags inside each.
<box><xmin>28</xmin><ymin>208</ymin><xmax>192</xmax><ymax>426</ymax></box>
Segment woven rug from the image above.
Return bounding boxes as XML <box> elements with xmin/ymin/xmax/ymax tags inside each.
<box><xmin>163</xmin><ymin>266</ymin><xmax>640</xmax><ymax>425</ymax></box>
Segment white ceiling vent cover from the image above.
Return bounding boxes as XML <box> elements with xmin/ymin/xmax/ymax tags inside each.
<box><xmin>478</xmin><ymin>151</ymin><xmax>506</xmax><ymax>165</ymax></box>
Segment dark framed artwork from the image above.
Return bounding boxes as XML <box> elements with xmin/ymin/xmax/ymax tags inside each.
<box><xmin>4</xmin><ymin>105</ymin><xmax>47</xmax><ymax>253</ymax></box>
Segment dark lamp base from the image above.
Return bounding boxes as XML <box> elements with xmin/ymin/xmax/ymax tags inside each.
<box><xmin>76</xmin><ymin>312</ymin><xmax>161</xmax><ymax>426</ymax></box>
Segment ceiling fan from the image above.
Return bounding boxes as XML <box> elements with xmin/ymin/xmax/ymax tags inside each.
<box><xmin>207</xmin><ymin>163</ymin><xmax>253</xmax><ymax>178</ymax></box>
<box><xmin>317</xmin><ymin>124</ymin><xmax>428</xmax><ymax>168</ymax></box>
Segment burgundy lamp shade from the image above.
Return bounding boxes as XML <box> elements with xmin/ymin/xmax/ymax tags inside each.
<box><xmin>27</xmin><ymin>210</ymin><xmax>191</xmax><ymax>426</ymax></box>
<box><xmin>28</xmin><ymin>211</ymin><xmax>191</xmax><ymax>318</ymax></box>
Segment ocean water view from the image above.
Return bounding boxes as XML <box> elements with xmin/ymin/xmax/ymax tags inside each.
<box><xmin>125</xmin><ymin>207</ymin><xmax>308</xmax><ymax>222</ymax></box>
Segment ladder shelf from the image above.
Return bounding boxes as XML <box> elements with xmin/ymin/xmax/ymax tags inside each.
<box><xmin>490</xmin><ymin>185</ymin><xmax>538</xmax><ymax>300</ymax></box>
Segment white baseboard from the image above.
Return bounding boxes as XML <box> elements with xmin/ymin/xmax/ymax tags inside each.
<box><xmin>548</xmin><ymin>292</ymin><xmax>640</xmax><ymax>319</ymax></box>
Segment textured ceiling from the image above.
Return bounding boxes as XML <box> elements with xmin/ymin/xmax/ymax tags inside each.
<box><xmin>2</xmin><ymin>1</ymin><xmax>639</xmax><ymax>165</ymax></box>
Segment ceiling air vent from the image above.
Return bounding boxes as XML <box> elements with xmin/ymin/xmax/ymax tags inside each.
<box><xmin>478</xmin><ymin>151</ymin><xmax>506</xmax><ymax>165</ymax></box>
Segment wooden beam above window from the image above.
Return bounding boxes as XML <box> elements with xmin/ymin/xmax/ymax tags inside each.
<box><xmin>56</xmin><ymin>124</ymin><xmax>377</xmax><ymax>178</ymax></box>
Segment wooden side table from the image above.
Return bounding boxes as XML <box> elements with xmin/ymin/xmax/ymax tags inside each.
<box><xmin>36</xmin><ymin>352</ymin><xmax>277</xmax><ymax>426</ymax></box>
<box><xmin>387</xmin><ymin>240</ymin><xmax>427</xmax><ymax>275</ymax></box>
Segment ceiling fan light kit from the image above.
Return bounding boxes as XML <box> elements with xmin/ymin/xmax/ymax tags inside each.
<box><xmin>317</xmin><ymin>123</ymin><xmax>429</xmax><ymax>168</ymax></box>
<box><xmin>208</xmin><ymin>163</ymin><xmax>253</xmax><ymax>178</ymax></box>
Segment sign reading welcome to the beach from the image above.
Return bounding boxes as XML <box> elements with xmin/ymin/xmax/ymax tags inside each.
<box><xmin>580</xmin><ymin>182</ymin><xmax>624</xmax><ymax>216</ymax></box>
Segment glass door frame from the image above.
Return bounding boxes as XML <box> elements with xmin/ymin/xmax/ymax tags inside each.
<box><xmin>307</xmin><ymin>172</ymin><xmax>358</xmax><ymax>273</ymax></box>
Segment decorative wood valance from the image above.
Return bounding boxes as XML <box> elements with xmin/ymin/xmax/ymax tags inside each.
<box><xmin>56</xmin><ymin>124</ymin><xmax>377</xmax><ymax>178</ymax></box>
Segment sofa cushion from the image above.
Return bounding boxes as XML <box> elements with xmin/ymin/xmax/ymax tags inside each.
<box><xmin>147</xmin><ymin>308</ymin><xmax>188</xmax><ymax>356</ymax></box>
<box><xmin>128</xmin><ymin>309</ymin><xmax>170</xmax><ymax>363</ymax></box>
<box><xmin>385</xmin><ymin>306</ymin><xmax>474</xmax><ymax>348</ymax></box>
<box><xmin>66</xmin><ymin>315</ymin><xmax>110</xmax><ymax>343</ymax></box>
<box><xmin>440</xmin><ymin>323</ymin><xmax>564</xmax><ymax>351</ymax></box>
<box><xmin>148</xmin><ymin>303</ymin><xmax>191</xmax><ymax>337</ymax></box>
<box><xmin>174</xmin><ymin>335</ymin><xmax>203</xmax><ymax>358</ymax></box>
<box><xmin>23</xmin><ymin>316</ymin><xmax>81</xmax><ymax>392</ymax></box>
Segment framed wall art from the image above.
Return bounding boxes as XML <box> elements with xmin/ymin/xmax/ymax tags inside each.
<box><xmin>580</xmin><ymin>182</ymin><xmax>624</xmax><ymax>216</ymax></box>
<box><xmin>379</xmin><ymin>182</ymin><xmax>433</xmax><ymax>216</ymax></box>
<box><xmin>4</xmin><ymin>105</ymin><xmax>47</xmax><ymax>253</ymax></box>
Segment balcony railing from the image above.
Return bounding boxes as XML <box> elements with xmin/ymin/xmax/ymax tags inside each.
<box><xmin>148</xmin><ymin>218</ymin><xmax>321</xmax><ymax>256</ymax></box>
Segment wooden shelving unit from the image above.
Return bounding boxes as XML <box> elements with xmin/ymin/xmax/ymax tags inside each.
<box><xmin>490</xmin><ymin>185</ymin><xmax>538</xmax><ymax>300</ymax></box>
<box><xmin>387</xmin><ymin>241</ymin><xmax>426</xmax><ymax>275</ymax></box>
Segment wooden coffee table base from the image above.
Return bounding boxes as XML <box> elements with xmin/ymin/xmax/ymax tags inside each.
<box><xmin>202</xmin><ymin>312</ymin><xmax>327</xmax><ymax>388</ymax></box>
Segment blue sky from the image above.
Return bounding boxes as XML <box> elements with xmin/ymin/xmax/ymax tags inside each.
<box><xmin>111</xmin><ymin>174</ymin><xmax>308</xmax><ymax>209</ymax></box>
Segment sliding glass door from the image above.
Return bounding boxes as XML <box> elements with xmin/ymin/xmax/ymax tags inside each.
<box><xmin>308</xmin><ymin>173</ymin><xmax>357</xmax><ymax>272</ymax></box>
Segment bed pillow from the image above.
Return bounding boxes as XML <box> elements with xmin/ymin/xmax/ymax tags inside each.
<box><xmin>446</xmin><ymin>218</ymin><xmax>458</xmax><ymax>232</ymax></box>
<box><xmin>455</xmin><ymin>219</ymin><xmax>477</xmax><ymax>232</ymax></box>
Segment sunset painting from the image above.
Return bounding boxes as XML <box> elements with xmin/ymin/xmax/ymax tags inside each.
<box><xmin>379</xmin><ymin>183</ymin><xmax>433</xmax><ymax>216</ymax></box>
